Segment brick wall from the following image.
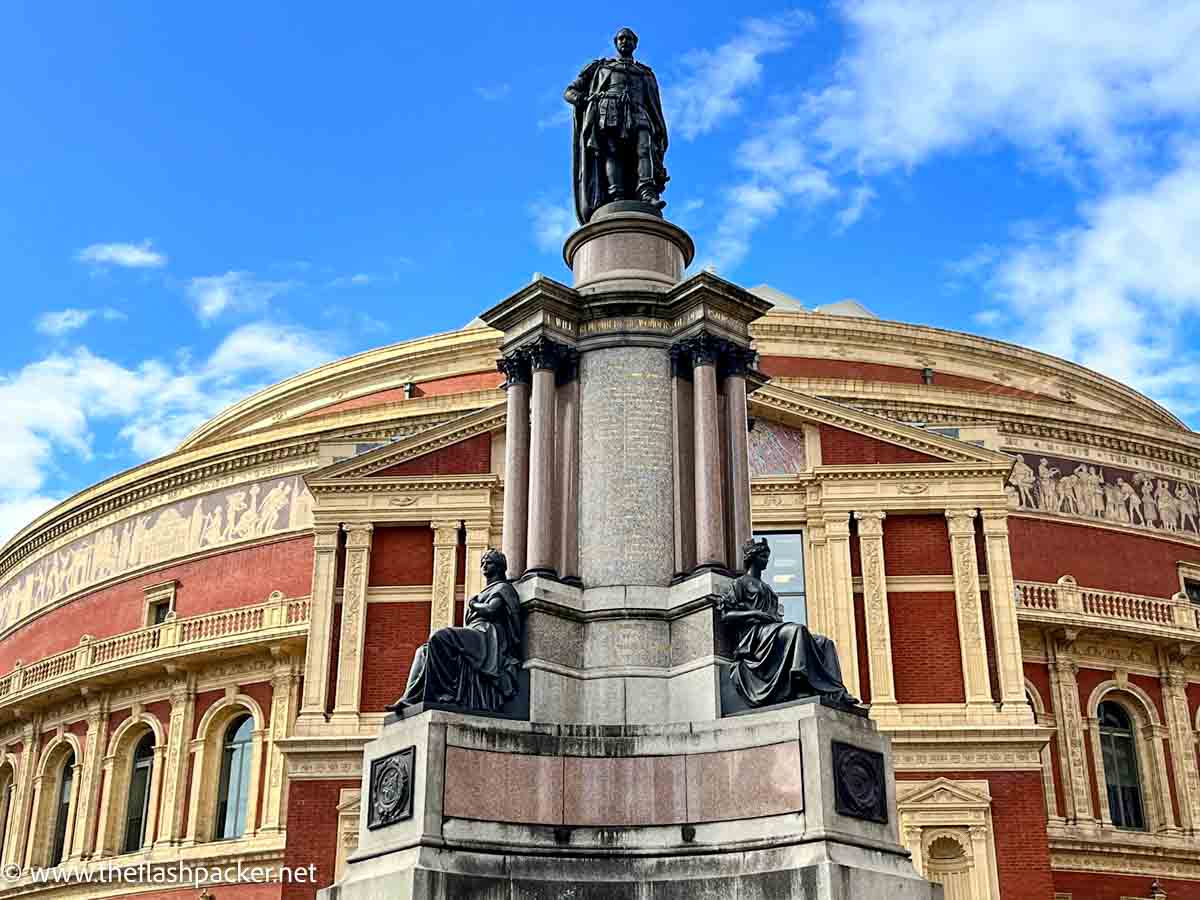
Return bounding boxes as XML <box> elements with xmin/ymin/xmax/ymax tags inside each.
<box><xmin>759</xmin><ymin>355</ymin><xmax>1048</xmax><ymax>400</ymax></box>
<box><xmin>283</xmin><ymin>779</ymin><xmax>359</xmax><ymax>900</ymax></box>
<box><xmin>359</xmin><ymin>602</ymin><xmax>432</xmax><ymax>712</ymax></box>
<box><xmin>1053</xmin><ymin>871</ymin><xmax>1200</xmax><ymax>900</ymax></box>
<box><xmin>898</xmin><ymin>770</ymin><xmax>1053</xmax><ymax>900</ymax></box>
<box><xmin>818</xmin><ymin>425</ymin><xmax>942</xmax><ymax>466</ymax></box>
<box><xmin>1009</xmin><ymin>517</ymin><xmax>1198</xmax><ymax>597</ymax></box>
<box><xmin>374</xmin><ymin>433</ymin><xmax>491</xmax><ymax>477</ymax></box>
<box><xmin>368</xmin><ymin>526</ymin><xmax>434</xmax><ymax>586</ymax></box>
<box><xmin>0</xmin><ymin>536</ymin><xmax>314</xmax><ymax>673</ymax></box>
<box><xmin>889</xmin><ymin>591</ymin><xmax>964</xmax><ymax>703</ymax></box>
<box><xmin>882</xmin><ymin>515</ymin><xmax>953</xmax><ymax>575</ymax></box>
<box><xmin>1024</xmin><ymin>661</ymin><xmax>1066</xmax><ymax>819</ymax></box>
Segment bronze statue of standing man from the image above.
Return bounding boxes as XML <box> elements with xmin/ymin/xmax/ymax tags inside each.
<box><xmin>564</xmin><ymin>27</ymin><xmax>669</xmax><ymax>224</ymax></box>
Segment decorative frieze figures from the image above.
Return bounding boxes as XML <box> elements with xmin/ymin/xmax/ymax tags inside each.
<box><xmin>720</xmin><ymin>537</ymin><xmax>861</xmax><ymax>709</ymax></box>
<box><xmin>388</xmin><ymin>549</ymin><xmax>522</xmax><ymax>714</ymax></box>
<box><xmin>564</xmin><ymin>27</ymin><xmax>669</xmax><ymax>223</ymax></box>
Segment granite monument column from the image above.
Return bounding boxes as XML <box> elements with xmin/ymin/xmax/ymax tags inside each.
<box><xmin>691</xmin><ymin>335</ymin><xmax>726</xmax><ymax>570</ymax></box>
<box><xmin>526</xmin><ymin>340</ymin><xmax>562</xmax><ymax>578</ymax></box>
<box><xmin>555</xmin><ymin>358</ymin><xmax>580</xmax><ymax>583</ymax></box>
<box><xmin>500</xmin><ymin>354</ymin><xmax>532</xmax><ymax>577</ymax></box>
<box><xmin>724</xmin><ymin>349</ymin><xmax>754</xmax><ymax>565</ymax></box>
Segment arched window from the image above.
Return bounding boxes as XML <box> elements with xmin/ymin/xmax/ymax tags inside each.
<box><xmin>1099</xmin><ymin>701</ymin><xmax>1145</xmax><ymax>830</ymax></box>
<box><xmin>123</xmin><ymin>733</ymin><xmax>155</xmax><ymax>852</ymax></box>
<box><xmin>214</xmin><ymin>715</ymin><xmax>253</xmax><ymax>840</ymax></box>
<box><xmin>50</xmin><ymin>750</ymin><xmax>75</xmax><ymax>866</ymax></box>
<box><xmin>0</xmin><ymin>764</ymin><xmax>14</xmax><ymax>862</ymax></box>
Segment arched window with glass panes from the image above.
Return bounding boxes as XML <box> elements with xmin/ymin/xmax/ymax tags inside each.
<box><xmin>50</xmin><ymin>750</ymin><xmax>75</xmax><ymax>866</ymax></box>
<box><xmin>1098</xmin><ymin>701</ymin><xmax>1146</xmax><ymax>831</ymax></box>
<box><xmin>123</xmin><ymin>732</ymin><xmax>155</xmax><ymax>852</ymax></box>
<box><xmin>214</xmin><ymin>715</ymin><xmax>254</xmax><ymax>840</ymax></box>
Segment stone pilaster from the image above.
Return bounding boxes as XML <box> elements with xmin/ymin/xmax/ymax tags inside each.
<box><xmin>463</xmin><ymin>520</ymin><xmax>491</xmax><ymax>600</ymax></box>
<box><xmin>6</xmin><ymin>716</ymin><xmax>40</xmax><ymax>870</ymax></box>
<box><xmin>1163</xmin><ymin>667</ymin><xmax>1200</xmax><ymax>835</ymax></box>
<box><xmin>1049</xmin><ymin>656</ymin><xmax>1094</xmax><ymax>825</ymax></box>
<box><xmin>804</xmin><ymin>517</ymin><xmax>831</xmax><ymax>636</ymax></box>
<box><xmin>690</xmin><ymin>335</ymin><xmax>726</xmax><ymax>569</ymax></box>
<box><xmin>69</xmin><ymin>692</ymin><xmax>109</xmax><ymax>860</ymax></box>
<box><xmin>825</xmin><ymin>512</ymin><xmax>860</xmax><ymax>699</ymax></box>
<box><xmin>980</xmin><ymin>509</ymin><xmax>1027</xmax><ymax>711</ymax></box>
<box><xmin>332</xmin><ymin>523</ymin><xmax>374</xmax><ymax>720</ymax></box>
<box><xmin>299</xmin><ymin>524</ymin><xmax>341</xmax><ymax>721</ymax></box>
<box><xmin>526</xmin><ymin>339</ymin><xmax>565</xmax><ymax>577</ymax></box>
<box><xmin>855</xmin><ymin>511</ymin><xmax>895</xmax><ymax>705</ymax></box>
<box><xmin>723</xmin><ymin>348</ymin><xmax>755</xmax><ymax>566</ymax></box>
<box><xmin>945</xmin><ymin>509</ymin><xmax>991</xmax><ymax>706</ymax></box>
<box><xmin>260</xmin><ymin>654</ymin><xmax>301</xmax><ymax>834</ymax></box>
<box><xmin>499</xmin><ymin>354</ymin><xmax>532</xmax><ymax>577</ymax></box>
<box><xmin>155</xmin><ymin>674</ymin><xmax>196</xmax><ymax>846</ymax></box>
<box><xmin>430</xmin><ymin>522</ymin><xmax>460</xmax><ymax>632</ymax></box>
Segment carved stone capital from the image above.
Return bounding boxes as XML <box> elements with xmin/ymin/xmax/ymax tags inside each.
<box><xmin>671</xmin><ymin>331</ymin><xmax>739</xmax><ymax>371</ymax></box>
<box><xmin>854</xmin><ymin>510</ymin><xmax>886</xmax><ymax>537</ymax></box>
<box><xmin>825</xmin><ymin>513</ymin><xmax>853</xmax><ymax>539</ymax></box>
<box><xmin>980</xmin><ymin>507</ymin><xmax>1010</xmax><ymax>535</ymax></box>
<box><xmin>720</xmin><ymin>345</ymin><xmax>759</xmax><ymax>379</ymax></box>
<box><xmin>497</xmin><ymin>353</ymin><xmax>531</xmax><ymax>388</ymax></box>
<box><xmin>431</xmin><ymin>521</ymin><xmax>461</xmax><ymax>547</ymax></box>
<box><xmin>313</xmin><ymin>525</ymin><xmax>341</xmax><ymax>551</ymax></box>
<box><xmin>525</xmin><ymin>336</ymin><xmax>571</xmax><ymax>372</ymax></box>
<box><xmin>945</xmin><ymin>507</ymin><xmax>978</xmax><ymax>535</ymax></box>
<box><xmin>342</xmin><ymin>522</ymin><xmax>374</xmax><ymax>549</ymax></box>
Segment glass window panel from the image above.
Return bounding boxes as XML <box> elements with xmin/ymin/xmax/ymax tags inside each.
<box><xmin>123</xmin><ymin>733</ymin><xmax>155</xmax><ymax>852</ymax></box>
<box><xmin>215</xmin><ymin>715</ymin><xmax>253</xmax><ymax>840</ymax></box>
<box><xmin>51</xmin><ymin>751</ymin><xmax>75</xmax><ymax>866</ymax></box>
<box><xmin>1098</xmin><ymin>702</ymin><xmax>1146</xmax><ymax>830</ymax></box>
<box><xmin>1185</xmin><ymin>579</ymin><xmax>1200</xmax><ymax>605</ymax></box>
<box><xmin>754</xmin><ymin>531</ymin><xmax>806</xmax><ymax>625</ymax></box>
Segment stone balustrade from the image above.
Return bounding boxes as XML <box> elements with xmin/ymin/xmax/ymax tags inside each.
<box><xmin>0</xmin><ymin>593</ymin><xmax>310</xmax><ymax>705</ymax></box>
<box><xmin>1015</xmin><ymin>576</ymin><xmax>1198</xmax><ymax>638</ymax></box>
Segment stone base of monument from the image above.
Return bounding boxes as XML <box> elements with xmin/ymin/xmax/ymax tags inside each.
<box><xmin>319</xmin><ymin>700</ymin><xmax>942</xmax><ymax>900</ymax></box>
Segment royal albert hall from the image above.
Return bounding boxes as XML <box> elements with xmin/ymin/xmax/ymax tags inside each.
<box><xmin>0</xmin><ymin>282</ymin><xmax>1198</xmax><ymax>900</ymax></box>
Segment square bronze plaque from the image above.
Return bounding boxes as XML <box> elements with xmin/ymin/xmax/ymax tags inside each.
<box><xmin>832</xmin><ymin>740</ymin><xmax>887</xmax><ymax>824</ymax></box>
<box><xmin>368</xmin><ymin>745</ymin><xmax>416</xmax><ymax>830</ymax></box>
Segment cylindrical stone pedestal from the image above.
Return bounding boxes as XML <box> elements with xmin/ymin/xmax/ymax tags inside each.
<box><xmin>563</xmin><ymin>210</ymin><xmax>695</xmax><ymax>294</ymax></box>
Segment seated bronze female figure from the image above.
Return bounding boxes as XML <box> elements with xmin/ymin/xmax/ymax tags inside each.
<box><xmin>388</xmin><ymin>548</ymin><xmax>522</xmax><ymax>713</ymax></box>
<box><xmin>720</xmin><ymin>537</ymin><xmax>860</xmax><ymax>709</ymax></box>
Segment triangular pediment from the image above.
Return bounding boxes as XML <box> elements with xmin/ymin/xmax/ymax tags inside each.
<box><xmin>750</xmin><ymin>383</ymin><xmax>1013</xmax><ymax>471</ymax></box>
<box><xmin>896</xmin><ymin>777</ymin><xmax>992</xmax><ymax>807</ymax></box>
<box><xmin>307</xmin><ymin>402</ymin><xmax>505</xmax><ymax>483</ymax></box>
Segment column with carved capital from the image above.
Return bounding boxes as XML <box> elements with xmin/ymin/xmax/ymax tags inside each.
<box><xmin>980</xmin><ymin>509</ymin><xmax>1027</xmax><ymax>711</ymax></box>
<box><xmin>155</xmin><ymin>673</ymin><xmax>196</xmax><ymax>847</ymax></box>
<box><xmin>1162</xmin><ymin>667</ymin><xmax>1200</xmax><ymax>834</ymax></box>
<box><xmin>6</xmin><ymin>716</ymin><xmax>40</xmax><ymax>870</ymax></box>
<box><xmin>526</xmin><ymin>338</ymin><xmax>566</xmax><ymax>577</ymax></box>
<box><xmin>723</xmin><ymin>347</ymin><xmax>756</xmax><ymax>565</ymax></box>
<box><xmin>1049</xmin><ymin>655</ymin><xmax>1094</xmax><ymax>825</ymax></box>
<box><xmin>966</xmin><ymin>825</ymin><xmax>992</xmax><ymax>900</ymax></box>
<box><xmin>500</xmin><ymin>353</ymin><xmax>532</xmax><ymax>577</ymax></box>
<box><xmin>855</xmin><ymin>511</ymin><xmax>895</xmax><ymax>705</ymax></box>
<box><xmin>804</xmin><ymin>516</ymin><xmax>831</xmax><ymax>637</ymax></box>
<box><xmin>945</xmin><ymin>509</ymin><xmax>991</xmax><ymax>706</ymax></box>
<box><xmin>332</xmin><ymin>523</ymin><xmax>374</xmax><ymax>721</ymax></box>
<box><xmin>430</xmin><ymin>521</ymin><xmax>460</xmax><ymax>632</ymax></box>
<box><xmin>690</xmin><ymin>334</ymin><xmax>727</xmax><ymax>569</ymax></box>
<box><xmin>556</xmin><ymin>354</ymin><xmax>580</xmax><ymax>583</ymax></box>
<box><xmin>69</xmin><ymin>693</ymin><xmax>109</xmax><ymax>860</ymax></box>
<box><xmin>260</xmin><ymin>653</ymin><xmax>301</xmax><ymax>834</ymax></box>
<box><xmin>299</xmin><ymin>524</ymin><xmax>340</xmax><ymax>721</ymax></box>
<box><xmin>825</xmin><ymin>512</ymin><xmax>860</xmax><ymax>699</ymax></box>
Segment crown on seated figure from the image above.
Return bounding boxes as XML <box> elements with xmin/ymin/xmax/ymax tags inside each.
<box><xmin>741</xmin><ymin>537</ymin><xmax>770</xmax><ymax>568</ymax></box>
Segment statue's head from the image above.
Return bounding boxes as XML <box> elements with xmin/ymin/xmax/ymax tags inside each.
<box><xmin>481</xmin><ymin>548</ymin><xmax>508</xmax><ymax>581</ymax></box>
<box><xmin>742</xmin><ymin>536</ymin><xmax>771</xmax><ymax>570</ymax></box>
<box><xmin>613</xmin><ymin>27</ymin><xmax>638</xmax><ymax>58</ymax></box>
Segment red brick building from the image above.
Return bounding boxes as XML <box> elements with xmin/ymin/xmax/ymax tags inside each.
<box><xmin>0</xmin><ymin>288</ymin><xmax>1195</xmax><ymax>899</ymax></box>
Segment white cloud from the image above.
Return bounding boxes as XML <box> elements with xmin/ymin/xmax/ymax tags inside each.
<box><xmin>328</xmin><ymin>273</ymin><xmax>371</xmax><ymax>288</ymax></box>
<box><xmin>529</xmin><ymin>199</ymin><xmax>574</xmax><ymax>252</ymax></box>
<box><xmin>537</xmin><ymin>108</ymin><xmax>572</xmax><ymax>131</ymax></box>
<box><xmin>834</xmin><ymin>184</ymin><xmax>875</xmax><ymax>233</ymax></box>
<box><xmin>667</xmin><ymin>11</ymin><xmax>812</xmax><ymax>141</ymax></box>
<box><xmin>967</xmin><ymin>148</ymin><xmax>1200</xmax><ymax>417</ymax></box>
<box><xmin>186</xmin><ymin>271</ymin><xmax>293</xmax><ymax>322</ymax></box>
<box><xmin>0</xmin><ymin>322</ymin><xmax>336</xmax><ymax>544</ymax></box>
<box><xmin>35</xmin><ymin>308</ymin><xmax>126</xmax><ymax>337</ymax></box>
<box><xmin>77</xmin><ymin>240</ymin><xmax>166</xmax><ymax>268</ymax></box>
<box><xmin>476</xmin><ymin>83</ymin><xmax>511</xmax><ymax>102</ymax></box>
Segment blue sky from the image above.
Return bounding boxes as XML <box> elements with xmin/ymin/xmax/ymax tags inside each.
<box><xmin>2</xmin><ymin>1</ymin><xmax>1199</xmax><ymax>542</ymax></box>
